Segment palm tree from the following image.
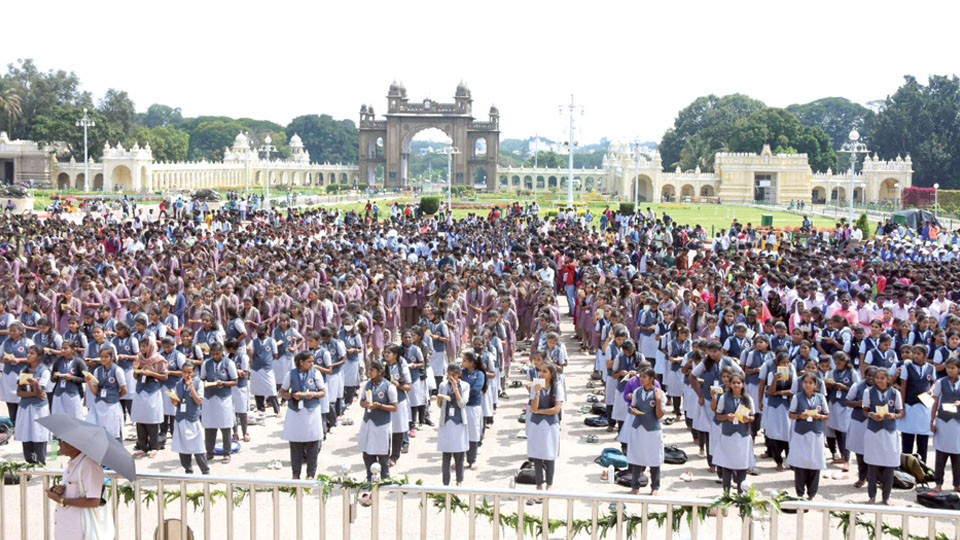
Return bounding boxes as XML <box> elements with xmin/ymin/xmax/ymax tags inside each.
<box><xmin>0</xmin><ymin>84</ymin><xmax>23</xmax><ymax>136</ymax></box>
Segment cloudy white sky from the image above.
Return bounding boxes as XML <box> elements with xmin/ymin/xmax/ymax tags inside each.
<box><xmin>4</xmin><ymin>0</ymin><xmax>958</xmax><ymax>144</ymax></box>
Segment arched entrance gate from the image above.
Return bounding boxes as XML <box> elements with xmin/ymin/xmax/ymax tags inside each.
<box><xmin>358</xmin><ymin>82</ymin><xmax>500</xmax><ymax>190</ymax></box>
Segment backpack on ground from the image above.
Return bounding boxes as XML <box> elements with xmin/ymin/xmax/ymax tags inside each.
<box><xmin>900</xmin><ymin>453</ymin><xmax>935</xmax><ymax>485</ymax></box>
<box><xmin>892</xmin><ymin>469</ymin><xmax>916</xmax><ymax>490</ymax></box>
<box><xmin>594</xmin><ymin>447</ymin><xmax>628</xmax><ymax>469</ymax></box>
<box><xmin>917</xmin><ymin>490</ymin><xmax>960</xmax><ymax>510</ymax></box>
<box><xmin>584</xmin><ymin>416</ymin><xmax>609</xmax><ymax>428</ymax></box>
<box><xmin>591</xmin><ymin>402</ymin><xmax>607</xmax><ymax>416</ymax></box>
<box><xmin>0</xmin><ymin>423</ymin><xmax>11</xmax><ymax>446</ymax></box>
<box><xmin>664</xmin><ymin>445</ymin><xmax>688</xmax><ymax>465</ymax></box>
<box><xmin>515</xmin><ymin>461</ymin><xmax>537</xmax><ymax>485</ymax></box>
<box><xmin>614</xmin><ymin>468</ymin><xmax>648</xmax><ymax>488</ymax></box>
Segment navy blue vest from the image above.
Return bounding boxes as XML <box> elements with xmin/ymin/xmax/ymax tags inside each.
<box><xmin>668</xmin><ymin>339</ymin><xmax>691</xmax><ymax>372</ymax></box>
<box><xmin>135</xmin><ymin>364</ymin><xmax>163</xmax><ymax>394</ymax></box>
<box><xmin>362</xmin><ymin>379</ymin><xmax>392</xmax><ymax>426</ymax></box>
<box><xmin>937</xmin><ymin>377</ymin><xmax>960</xmax><ymax>422</ymax></box>
<box><xmin>720</xmin><ymin>393</ymin><xmax>751</xmax><ymax>437</ymax></box>
<box><xmin>94</xmin><ymin>364</ymin><xmax>122</xmax><ymax>404</ymax></box>
<box><xmin>849</xmin><ymin>381</ymin><xmax>869</xmax><ymax>422</ymax></box>
<box><xmin>251</xmin><ymin>338</ymin><xmax>275</xmax><ymax>372</ymax></box>
<box><xmin>113</xmin><ymin>336</ymin><xmax>138</xmax><ymax>370</ymax></box>
<box><xmin>768</xmin><ymin>369</ymin><xmax>792</xmax><ymax>409</ymax></box>
<box><xmin>19</xmin><ymin>364</ymin><xmax>49</xmax><ymax>408</ymax></box>
<box><xmin>2</xmin><ymin>338</ymin><xmax>29</xmax><ymax>376</ymax></box>
<box><xmin>443</xmin><ymin>383</ymin><xmax>463</xmax><ymax>425</ymax></box>
<box><xmin>203</xmin><ymin>359</ymin><xmax>233</xmax><ymax>399</ymax></box>
<box><xmin>744</xmin><ymin>350</ymin><xmax>770</xmax><ymax>385</ymax></box>
<box><xmin>162</xmin><ymin>351</ymin><xmax>183</xmax><ymax>390</ymax></box>
<box><xmin>726</xmin><ymin>336</ymin><xmax>748</xmax><ymax>360</ymax></box>
<box><xmin>174</xmin><ymin>378</ymin><xmax>203</xmax><ymax>423</ymax></box>
<box><xmin>828</xmin><ymin>368</ymin><xmax>854</xmax><ymax>405</ymax></box>
<box><xmin>530</xmin><ymin>386</ymin><xmax>559</xmax><ymax>426</ymax></box>
<box><xmin>288</xmin><ymin>367</ymin><xmax>321</xmax><ymax>411</ymax></box>
<box><xmin>793</xmin><ymin>392</ymin><xmax>824</xmax><ymax>435</ymax></box>
<box><xmin>904</xmin><ymin>362</ymin><xmax>934</xmax><ymax>405</ymax></box>
<box><xmin>631</xmin><ymin>387</ymin><xmax>660</xmax><ymax>431</ymax></box>
<box><xmin>388</xmin><ymin>360</ymin><xmax>409</xmax><ymax>403</ymax></box>
<box><xmin>464</xmin><ymin>368</ymin><xmax>484</xmax><ymax>406</ymax></box>
<box><xmin>615</xmin><ymin>352</ymin><xmax>641</xmax><ymax>392</ymax></box>
<box><xmin>867</xmin><ymin>387</ymin><xmax>898</xmax><ymax>433</ymax></box>
<box><xmin>868</xmin><ymin>349</ymin><xmax>896</xmax><ymax>370</ymax></box>
<box><xmin>54</xmin><ymin>356</ymin><xmax>83</xmax><ymax>397</ymax></box>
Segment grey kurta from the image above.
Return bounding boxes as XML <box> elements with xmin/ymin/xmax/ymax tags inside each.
<box><xmin>357</xmin><ymin>379</ymin><xmax>397</xmax><ymax>455</ymax></box>
<box><xmin>786</xmin><ymin>393</ymin><xmax>830</xmax><ymax>470</ymax></box>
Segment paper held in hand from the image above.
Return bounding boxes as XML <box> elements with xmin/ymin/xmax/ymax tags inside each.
<box><xmin>365</xmin><ymin>389</ymin><xmax>373</xmax><ymax>403</ymax></box>
<box><xmin>942</xmin><ymin>402</ymin><xmax>959</xmax><ymax>414</ymax></box>
<box><xmin>18</xmin><ymin>372</ymin><xmax>32</xmax><ymax>386</ymax></box>
<box><xmin>204</xmin><ymin>381</ymin><xmax>219</xmax><ymax>388</ymax></box>
<box><xmin>875</xmin><ymin>404</ymin><xmax>890</xmax><ymax>418</ymax></box>
<box><xmin>438</xmin><ymin>394</ymin><xmax>451</xmax><ymax>401</ymax></box>
<box><xmin>82</xmin><ymin>370</ymin><xmax>96</xmax><ymax>380</ymax></box>
<box><xmin>166</xmin><ymin>391</ymin><xmax>180</xmax><ymax>402</ymax></box>
<box><xmin>804</xmin><ymin>408</ymin><xmax>820</xmax><ymax>419</ymax></box>
<box><xmin>917</xmin><ymin>393</ymin><xmax>935</xmax><ymax>408</ymax></box>
<box><xmin>710</xmin><ymin>385</ymin><xmax>723</xmax><ymax>395</ymax></box>
<box><xmin>735</xmin><ymin>404</ymin><xmax>752</xmax><ymax>423</ymax></box>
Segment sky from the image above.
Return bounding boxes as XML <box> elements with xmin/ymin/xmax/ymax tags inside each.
<box><xmin>4</xmin><ymin>0</ymin><xmax>959</xmax><ymax>145</ymax></box>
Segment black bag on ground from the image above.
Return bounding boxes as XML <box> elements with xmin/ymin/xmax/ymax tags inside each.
<box><xmin>0</xmin><ymin>424</ymin><xmax>11</xmax><ymax>446</ymax></box>
<box><xmin>590</xmin><ymin>371</ymin><xmax>603</xmax><ymax>381</ymax></box>
<box><xmin>917</xmin><ymin>490</ymin><xmax>960</xmax><ymax>510</ymax></box>
<box><xmin>591</xmin><ymin>402</ymin><xmax>607</xmax><ymax>416</ymax></box>
<box><xmin>515</xmin><ymin>461</ymin><xmax>537</xmax><ymax>485</ymax></box>
<box><xmin>614</xmin><ymin>468</ymin><xmax>648</xmax><ymax>488</ymax></box>
<box><xmin>900</xmin><ymin>453</ymin><xmax>935</xmax><ymax>485</ymax></box>
<box><xmin>584</xmin><ymin>416</ymin><xmax>609</xmax><ymax>427</ymax></box>
<box><xmin>664</xmin><ymin>445</ymin><xmax>688</xmax><ymax>465</ymax></box>
<box><xmin>892</xmin><ymin>469</ymin><xmax>916</xmax><ymax>490</ymax></box>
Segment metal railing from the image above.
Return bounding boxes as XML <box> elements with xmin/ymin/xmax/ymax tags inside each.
<box><xmin>5</xmin><ymin>469</ymin><xmax>960</xmax><ymax>540</ymax></box>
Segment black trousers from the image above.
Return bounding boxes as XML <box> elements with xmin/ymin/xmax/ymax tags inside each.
<box><xmin>289</xmin><ymin>440</ymin><xmax>321</xmax><ymax>479</ymax></box>
<box><xmin>856</xmin><ymin>453</ymin><xmax>868</xmax><ymax>482</ymax></box>
<box><xmin>5</xmin><ymin>403</ymin><xmax>17</xmax><ymax>426</ymax></box>
<box><xmin>22</xmin><ymin>441</ymin><xmax>47</xmax><ymax>465</ymax></box>
<box><xmin>255</xmin><ymin>395</ymin><xmax>280</xmax><ymax>414</ymax></box>
<box><xmin>362</xmin><ymin>452</ymin><xmax>390</xmax><ymax>481</ymax></box>
<box><xmin>179</xmin><ymin>453</ymin><xmax>210</xmax><ymax>474</ymax></box>
<box><xmin>467</xmin><ymin>441</ymin><xmax>479</xmax><ymax>465</ymax></box>
<box><xmin>204</xmin><ymin>428</ymin><xmax>231</xmax><ymax>458</ymax></box>
<box><xmin>531</xmin><ymin>458</ymin><xmax>555</xmax><ymax>487</ymax></box>
<box><xmin>867</xmin><ymin>465</ymin><xmax>894</xmax><ymax>501</ymax></box>
<box><xmin>902</xmin><ymin>433</ymin><xmax>929</xmax><ymax>463</ymax></box>
<box><xmin>441</xmin><ymin>452</ymin><xmax>465</xmax><ymax>485</ymax></box>
<box><xmin>769</xmin><ymin>439</ymin><xmax>789</xmax><ymax>466</ymax></box>
<box><xmin>233</xmin><ymin>413</ymin><xmax>248</xmax><ymax>436</ymax></box>
<box><xmin>721</xmin><ymin>467</ymin><xmax>746</xmax><ymax>495</ymax></box>
<box><xmin>935</xmin><ymin>451</ymin><xmax>960</xmax><ymax>488</ymax></box>
<box><xmin>344</xmin><ymin>386</ymin><xmax>358</xmax><ymax>406</ymax></box>
<box><xmin>631</xmin><ymin>465</ymin><xmax>660</xmax><ymax>490</ymax></box>
<box><xmin>794</xmin><ymin>467</ymin><xmax>820</xmax><ymax>498</ymax></box>
<box><xmin>834</xmin><ymin>431</ymin><xmax>849</xmax><ymax>462</ymax></box>
<box><xmin>390</xmin><ymin>432</ymin><xmax>404</xmax><ymax>461</ymax></box>
<box><xmin>136</xmin><ymin>423</ymin><xmax>160</xmax><ymax>451</ymax></box>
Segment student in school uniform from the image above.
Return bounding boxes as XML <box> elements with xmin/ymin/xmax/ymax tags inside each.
<box><xmin>603</xmin><ymin>327</ymin><xmax>628</xmax><ymax>422</ymax></box>
<box><xmin>664</xmin><ymin>327</ymin><xmax>691</xmax><ymax>421</ymax></box>
<box><xmin>321</xmin><ymin>327</ymin><xmax>347</xmax><ymax>423</ymax></box>
<box><xmin>51</xmin><ymin>340</ymin><xmax>86</xmax><ymax>420</ymax></box>
<box><xmin>825</xmin><ymin>352</ymin><xmax>859</xmax><ymax>472</ymax></box>
<box><xmin>930</xmin><ymin>357</ymin><xmax>960</xmax><ymax>492</ymax></box>
<box><xmin>863</xmin><ymin>369</ymin><xmax>905</xmax><ymax>505</ymax></box>
<box><xmin>358</xmin><ymin>359</ymin><xmax>398</xmax><ymax>481</ymax></box>
<box><xmin>462</xmin><ymin>350</ymin><xmax>487</xmax><ymax>471</ymax></box>
<box><xmin>847</xmin><ymin>366</ymin><xmax>877</xmax><ymax>488</ymax></box>
<box><xmin>787</xmin><ymin>372</ymin><xmax>830</xmax><ymax>499</ymax></box>
<box><xmin>131</xmin><ymin>336</ymin><xmax>168</xmax><ymax>458</ymax></box>
<box><xmin>625</xmin><ymin>367</ymin><xmax>666</xmax><ymax>495</ymax></box>
<box><xmin>170</xmin><ymin>362</ymin><xmax>209</xmax><ymax>475</ymax></box>
<box><xmin>933</xmin><ymin>331</ymin><xmax>960</xmax><ymax>378</ymax></box>
<box><xmin>1</xmin><ymin>321</ymin><xmax>32</xmax><ymax>426</ymax></box>
<box><xmin>683</xmin><ymin>349</ymin><xmax>706</xmax><ymax>455</ymax></box>
<box><xmin>226</xmin><ymin>339</ymin><xmax>250</xmax><ymax>443</ymax></box>
<box><xmin>16</xmin><ymin>345</ymin><xmax>52</xmax><ymax>464</ymax></box>
<box><xmin>402</xmin><ymin>330</ymin><xmax>427</xmax><ymax>434</ymax></box>
<box><xmin>112</xmin><ymin>322</ymin><xmax>140</xmax><ymax>423</ymax></box>
<box><xmin>742</xmin><ymin>335</ymin><xmax>773</xmax><ymax>441</ymax></box>
<box><xmin>611</xmin><ymin>340</ymin><xmax>643</xmax><ymax>434</ymax></box>
<box><xmin>899</xmin><ymin>344</ymin><xmax>935</xmax><ymax>462</ymax></box>
<box><xmin>384</xmin><ymin>344</ymin><xmax>411</xmax><ymax>465</ymax></box>
<box><xmin>436</xmin><ymin>363</ymin><xmax>469</xmax><ymax>486</ymax></box>
<box><xmin>84</xmin><ymin>347</ymin><xmax>127</xmax><ymax>441</ymax></box>
<box><xmin>280</xmin><ymin>351</ymin><xmax>326</xmax><ymax>479</ymax></box>
<box><xmin>762</xmin><ymin>352</ymin><xmax>794</xmax><ymax>471</ymax></box>
<box><xmin>526</xmin><ymin>360</ymin><xmax>563</xmax><ymax>501</ymax></box>
<box><xmin>200</xmin><ymin>342</ymin><xmax>238</xmax><ymax>464</ymax></box>
<box><xmin>691</xmin><ymin>341</ymin><xmax>742</xmax><ymax>471</ymax></box>
<box><xmin>249</xmin><ymin>324</ymin><xmax>280</xmax><ymax>418</ymax></box>
<box><xmin>339</xmin><ymin>315</ymin><xmax>364</xmax><ymax>408</ymax></box>
<box><xmin>158</xmin><ymin>337</ymin><xmax>184</xmax><ymax>447</ymax></box>
<box><xmin>864</xmin><ymin>334</ymin><xmax>898</xmax><ymax>378</ymax></box>
<box><xmin>712</xmin><ymin>372</ymin><xmax>755</xmax><ymax>495</ymax></box>
<box><xmin>273</xmin><ymin>315</ymin><xmax>304</xmax><ymax>395</ymax></box>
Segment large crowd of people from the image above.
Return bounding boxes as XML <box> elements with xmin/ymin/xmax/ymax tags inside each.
<box><xmin>0</xmin><ymin>197</ymin><xmax>958</xmax><ymax>508</ymax></box>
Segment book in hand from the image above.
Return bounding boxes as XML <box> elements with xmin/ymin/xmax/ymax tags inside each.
<box><xmin>166</xmin><ymin>391</ymin><xmax>180</xmax><ymax>402</ymax></box>
<box><xmin>630</xmin><ymin>407</ymin><xmax>645</xmax><ymax>415</ymax></box>
<box><xmin>918</xmin><ymin>393</ymin><xmax>935</xmax><ymax>408</ymax></box>
<box><xmin>735</xmin><ymin>404</ymin><xmax>752</xmax><ymax>423</ymax></box>
<box><xmin>942</xmin><ymin>402</ymin><xmax>959</xmax><ymax>414</ymax></box>
<box><xmin>18</xmin><ymin>372</ymin><xmax>32</xmax><ymax>386</ymax></box>
<box><xmin>82</xmin><ymin>370</ymin><xmax>96</xmax><ymax>380</ymax></box>
<box><xmin>710</xmin><ymin>385</ymin><xmax>724</xmax><ymax>395</ymax></box>
<box><xmin>204</xmin><ymin>381</ymin><xmax>219</xmax><ymax>388</ymax></box>
<box><xmin>803</xmin><ymin>408</ymin><xmax>820</xmax><ymax>420</ymax></box>
<box><xmin>875</xmin><ymin>404</ymin><xmax>890</xmax><ymax>418</ymax></box>
<box><xmin>776</xmin><ymin>366</ymin><xmax>790</xmax><ymax>380</ymax></box>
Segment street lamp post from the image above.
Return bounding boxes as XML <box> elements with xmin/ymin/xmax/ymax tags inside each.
<box><xmin>560</xmin><ymin>95</ymin><xmax>582</xmax><ymax>208</ymax></box>
<box><xmin>75</xmin><ymin>108</ymin><xmax>95</xmax><ymax>193</ymax></box>
<box><xmin>934</xmin><ymin>183</ymin><xmax>940</xmax><ymax>219</ymax></box>
<box><xmin>839</xmin><ymin>128</ymin><xmax>869</xmax><ymax>224</ymax></box>
<box><xmin>439</xmin><ymin>146</ymin><xmax>460</xmax><ymax>213</ymax></box>
<box><xmin>632</xmin><ymin>140</ymin><xmax>640</xmax><ymax>207</ymax></box>
<box><xmin>259</xmin><ymin>135</ymin><xmax>276</xmax><ymax>210</ymax></box>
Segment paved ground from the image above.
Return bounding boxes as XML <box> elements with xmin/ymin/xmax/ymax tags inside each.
<box><xmin>0</xmin><ymin>298</ymin><xmax>952</xmax><ymax>539</ymax></box>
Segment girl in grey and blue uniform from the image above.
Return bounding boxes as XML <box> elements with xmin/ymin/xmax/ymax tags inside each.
<box><xmin>862</xmin><ymin>369</ymin><xmax>904</xmax><ymax>505</ymax></box>
<box><xmin>112</xmin><ymin>322</ymin><xmax>139</xmax><ymax>422</ymax></box>
<box><xmin>159</xmin><ymin>337</ymin><xmax>185</xmax><ymax>445</ymax></box>
<box><xmin>273</xmin><ymin>316</ymin><xmax>303</xmax><ymax>395</ymax></box>
<box><xmin>200</xmin><ymin>342</ymin><xmax>238</xmax><ymax>464</ymax></box>
<box><xmin>899</xmin><ymin>344</ymin><xmax>935</xmax><ymax>461</ymax></box>
<box><xmin>930</xmin><ymin>358</ymin><xmax>960</xmax><ymax>491</ymax></box>
<box><xmin>462</xmin><ymin>350</ymin><xmax>487</xmax><ymax>470</ymax></box>
<box><xmin>51</xmin><ymin>340</ymin><xmax>86</xmax><ymax>420</ymax></box>
<box><xmin>358</xmin><ymin>360</ymin><xmax>398</xmax><ymax>481</ymax></box>
<box><xmin>385</xmin><ymin>344</ymin><xmax>411</xmax><ymax>464</ymax></box>
<box><xmin>787</xmin><ymin>372</ymin><xmax>830</xmax><ymax>499</ymax></box>
<box><xmin>403</xmin><ymin>330</ymin><xmax>428</xmax><ymax>430</ymax></box>
<box><xmin>280</xmin><ymin>351</ymin><xmax>326</xmax><ymax>479</ymax></box>
<box><xmin>226</xmin><ymin>338</ymin><xmax>250</xmax><ymax>442</ymax></box>
<box><xmin>249</xmin><ymin>324</ymin><xmax>280</xmax><ymax>416</ymax></box>
<box><xmin>339</xmin><ymin>317</ymin><xmax>363</xmax><ymax>407</ymax></box>
<box><xmin>846</xmin><ymin>367</ymin><xmax>877</xmax><ymax>487</ymax></box>
<box><xmin>712</xmin><ymin>372</ymin><xmax>754</xmax><ymax>495</ymax></box>
<box><xmin>625</xmin><ymin>367</ymin><xmax>666</xmax><ymax>495</ymax></box>
<box><xmin>171</xmin><ymin>362</ymin><xmax>209</xmax><ymax>475</ymax></box>
<box><xmin>664</xmin><ymin>328</ymin><xmax>691</xmax><ymax>418</ymax></box>
<box><xmin>15</xmin><ymin>345</ymin><xmax>51</xmax><ymax>464</ymax></box>
<box><xmin>1</xmin><ymin>322</ymin><xmax>32</xmax><ymax>426</ymax></box>
<box><xmin>825</xmin><ymin>352</ymin><xmax>858</xmax><ymax>470</ymax></box>
<box><xmin>85</xmin><ymin>347</ymin><xmax>127</xmax><ymax>440</ymax></box>
<box><xmin>436</xmin><ymin>363</ymin><xmax>469</xmax><ymax>486</ymax></box>
<box><xmin>526</xmin><ymin>360</ymin><xmax>563</xmax><ymax>495</ymax></box>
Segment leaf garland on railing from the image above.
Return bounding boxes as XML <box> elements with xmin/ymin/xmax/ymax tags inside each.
<box><xmin>4</xmin><ymin>460</ymin><xmax>953</xmax><ymax>540</ymax></box>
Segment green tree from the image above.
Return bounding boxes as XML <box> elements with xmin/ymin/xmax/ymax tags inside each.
<box><xmin>138</xmin><ymin>104</ymin><xmax>182</xmax><ymax>128</ymax></box>
<box><xmin>728</xmin><ymin>107</ymin><xmax>838</xmax><ymax>173</ymax></box>
<box><xmin>1</xmin><ymin>59</ymin><xmax>91</xmax><ymax>139</ymax></box>
<box><xmin>134</xmin><ymin>125</ymin><xmax>189</xmax><ymax>162</ymax></box>
<box><xmin>97</xmin><ymin>89</ymin><xmax>137</xmax><ymax>139</ymax></box>
<box><xmin>678</xmin><ymin>133</ymin><xmax>717</xmax><ymax>171</ymax></box>
<box><xmin>0</xmin><ymin>80</ymin><xmax>22</xmax><ymax>131</ymax></box>
<box><xmin>285</xmin><ymin>114</ymin><xmax>358</xmax><ymax>164</ymax></box>
<box><xmin>659</xmin><ymin>93</ymin><xmax>766</xmax><ymax>171</ymax></box>
<box><xmin>188</xmin><ymin>119</ymin><xmax>246</xmax><ymax>161</ymax></box>
<box><xmin>30</xmin><ymin>105</ymin><xmax>120</xmax><ymax>160</ymax></box>
<box><xmin>786</xmin><ymin>97</ymin><xmax>874</xmax><ymax>149</ymax></box>
<box><xmin>524</xmin><ymin>151</ymin><xmax>567</xmax><ymax>168</ymax></box>
<box><xmin>871</xmin><ymin>75</ymin><xmax>960</xmax><ymax>188</ymax></box>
